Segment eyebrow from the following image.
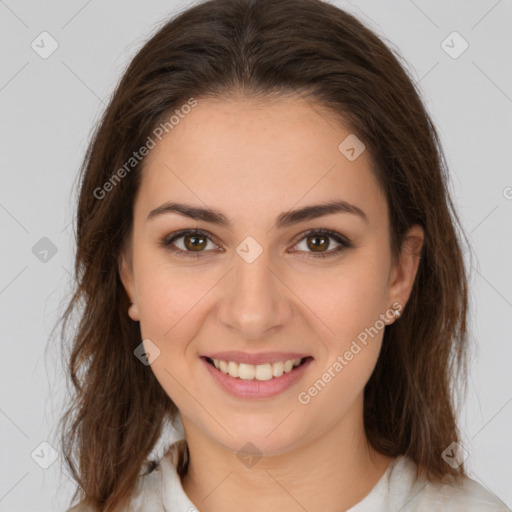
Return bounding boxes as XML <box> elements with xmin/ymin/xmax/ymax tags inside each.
<box><xmin>146</xmin><ymin>199</ymin><xmax>369</xmax><ymax>228</ymax></box>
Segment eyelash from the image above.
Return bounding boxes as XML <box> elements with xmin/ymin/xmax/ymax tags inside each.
<box><xmin>160</xmin><ymin>228</ymin><xmax>352</xmax><ymax>259</ymax></box>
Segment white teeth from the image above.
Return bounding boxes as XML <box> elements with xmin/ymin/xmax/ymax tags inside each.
<box><xmin>238</xmin><ymin>363</ymin><xmax>255</xmax><ymax>380</ymax></box>
<box><xmin>227</xmin><ymin>361</ymin><xmax>239</xmax><ymax>378</ymax></box>
<box><xmin>272</xmin><ymin>361</ymin><xmax>284</xmax><ymax>378</ymax></box>
<box><xmin>283</xmin><ymin>360</ymin><xmax>294</xmax><ymax>373</ymax></box>
<box><xmin>210</xmin><ymin>357</ymin><xmax>304</xmax><ymax>381</ymax></box>
<box><xmin>255</xmin><ymin>363</ymin><xmax>273</xmax><ymax>381</ymax></box>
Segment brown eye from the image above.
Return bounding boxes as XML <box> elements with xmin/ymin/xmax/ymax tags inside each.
<box><xmin>162</xmin><ymin>228</ymin><xmax>352</xmax><ymax>260</ymax></box>
<box><xmin>162</xmin><ymin>229</ymin><xmax>219</xmax><ymax>257</ymax></box>
<box><xmin>293</xmin><ymin>229</ymin><xmax>352</xmax><ymax>259</ymax></box>
<box><xmin>183</xmin><ymin>233</ymin><xmax>207</xmax><ymax>251</ymax></box>
<box><xmin>306</xmin><ymin>234</ymin><xmax>330</xmax><ymax>252</ymax></box>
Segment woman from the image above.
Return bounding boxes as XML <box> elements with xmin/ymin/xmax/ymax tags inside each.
<box><xmin>60</xmin><ymin>0</ymin><xmax>510</xmax><ymax>510</ymax></box>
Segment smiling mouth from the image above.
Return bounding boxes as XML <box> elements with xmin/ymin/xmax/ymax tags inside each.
<box><xmin>203</xmin><ymin>356</ymin><xmax>312</xmax><ymax>381</ymax></box>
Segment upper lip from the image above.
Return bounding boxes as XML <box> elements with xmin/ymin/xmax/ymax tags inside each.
<box><xmin>202</xmin><ymin>351</ymin><xmax>311</xmax><ymax>365</ymax></box>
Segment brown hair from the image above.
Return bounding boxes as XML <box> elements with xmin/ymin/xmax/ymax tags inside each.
<box><xmin>58</xmin><ymin>0</ymin><xmax>471</xmax><ymax>510</ymax></box>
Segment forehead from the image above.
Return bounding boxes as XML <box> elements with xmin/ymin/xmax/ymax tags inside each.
<box><xmin>135</xmin><ymin>96</ymin><xmax>387</xmax><ymax>228</ymax></box>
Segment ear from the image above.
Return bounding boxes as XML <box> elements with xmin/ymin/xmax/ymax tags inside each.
<box><xmin>387</xmin><ymin>224</ymin><xmax>424</xmax><ymax>312</ymax></box>
<box><xmin>118</xmin><ymin>248</ymin><xmax>140</xmax><ymax>322</ymax></box>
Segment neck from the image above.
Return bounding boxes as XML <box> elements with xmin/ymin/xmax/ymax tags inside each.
<box><xmin>180</xmin><ymin>397</ymin><xmax>394</xmax><ymax>512</ymax></box>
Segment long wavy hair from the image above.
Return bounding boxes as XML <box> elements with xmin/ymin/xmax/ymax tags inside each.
<box><xmin>58</xmin><ymin>0</ymin><xmax>472</xmax><ymax>510</ymax></box>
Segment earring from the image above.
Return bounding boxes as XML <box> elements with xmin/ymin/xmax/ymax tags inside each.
<box><xmin>393</xmin><ymin>307</ymin><xmax>401</xmax><ymax>319</ymax></box>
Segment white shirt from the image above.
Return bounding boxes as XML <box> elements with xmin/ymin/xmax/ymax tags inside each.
<box><xmin>68</xmin><ymin>437</ymin><xmax>511</xmax><ymax>511</ymax></box>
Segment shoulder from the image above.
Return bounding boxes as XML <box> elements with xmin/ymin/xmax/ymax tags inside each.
<box><xmin>388</xmin><ymin>456</ymin><xmax>511</xmax><ymax>511</ymax></box>
<box><xmin>65</xmin><ymin>439</ymin><xmax>188</xmax><ymax>512</ymax></box>
<box><xmin>418</xmin><ymin>476</ymin><xmax>510</xmax><ymax>511</ymax></box>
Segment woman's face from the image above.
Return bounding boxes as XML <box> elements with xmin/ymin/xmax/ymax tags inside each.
<box><xmin>119</xmin><ymin>95</ymin><xmax>423</xmax><ymax>456</ymax></box>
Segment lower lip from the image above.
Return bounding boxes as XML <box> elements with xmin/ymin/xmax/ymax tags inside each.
<box><xmin>201</xmin><ymin>357</ymin><xmax>313</xmax><ymax>399</ymax></box>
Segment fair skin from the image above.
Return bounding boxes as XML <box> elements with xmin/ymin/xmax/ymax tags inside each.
<box><xmin>119</xmin><ymin>94</ymin><xmax>424</xmax><ymax>512</ymax></box>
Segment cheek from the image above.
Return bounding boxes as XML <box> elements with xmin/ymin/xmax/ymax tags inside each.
<box><xmin>295</xmin><ymin>255</ymin><xmax>389</xmax><ymax>342</ymax></box>
<box><xmin>133</xmin><ymin>253</ymin><xmax>214</xmax><ymax>339</ymax></box>
<box><xmin>297</xmin><ymin>273</ymin><xmax>386</xmax><ymax>414</ymax></box>
<box><xmin>291</xmin><ymin>254</ymin><xmax>389</xmax><ymax>403</ymax></box>
<box><xmin>133</xmin><ymin>260</ymin><xmax>210</xmax><ymax>408</ymax></box>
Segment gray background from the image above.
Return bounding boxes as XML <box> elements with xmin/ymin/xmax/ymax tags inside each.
<box><xmin>1</xmin><ymin>0</ymin><xmax>511</xmax><ymax>510</ymax></box>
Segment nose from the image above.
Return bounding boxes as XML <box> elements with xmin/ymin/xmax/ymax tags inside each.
<box><xmin>216</xmin><ymin>250</ymin><xmax>293</xmax><ymax>341</ymax></box>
